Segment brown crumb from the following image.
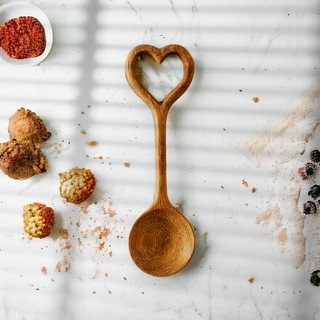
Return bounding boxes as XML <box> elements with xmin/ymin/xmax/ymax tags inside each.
<box><xmin>81</xmin><ymin>129</ymin><xmax>87</xmax><ymax>134</ymax></box>
<box><xmin>86</xmin><ymin>155</ymin><xmax>89</xmax><ymax>158</ymax></box>
<box><xmin>36</xmin><ymin>288</ymin><xmax>39</xmax><ymax>291</ymax></box>
<box><xmin>78</xmin><ymin>124</ymin><xmax>81</xmax><ymax>126</ymax></box>
<box><xmin>92</xmin><ymin>291</ymin><xmax>96</xmax><ymax>294</ymax></box>
<box><xmin>124</xmin><ymin>277</ymin><xmax>127</xmax><ymax>280</ymax></box>
<box><xmin>109</xmin><ymin>251</ymin><xmax>113</xmax><ymax>257</ymax></box>
<box><xmin>223</xmin><ymin>128</ymin><xmax>226</xmax><ymax>131</ymax></box>
<box><xmin>252</xmin><ymin>97</ymin><xmax>259</xmax><ymax>103</ymax></box>
<box><xmin>41</xmin><ymin>266</ymin><xmax>47</xmax><ymax>275</ymax></box>
<box><xmin>105</xmin><ymin>273</ymin><xmax>108</xmax><ymax>277</ymax></box>
<box><xmin>88</xmin><ymin>105</ymin><xmax>91</xmax><ymax>108</ymax></box>
<box><xmin>86</xmin><ymin>141</ymin><xmax>98</xmax><ymax>146</ymax></box>
<box><xmin>242</xmin><ymin>179</ymin><xmax>249</xmax><ymax>187</ymax></box>
<box><xmin>108</xmin><ymin>290</ymin><xmax>112</xmax><ymax>294</ymax></box>
<box><xmin>55</xmin><ymin>257</ymin><xmax>71</xmax><ymax>272</ymax></box>
<box><xmin>252</xmin><ymin>187</ymin><xmax>257</xmax><ymax>193</ymax></box>
<box><xmin>124</xmin><ymin>162</ymin><xmax>131</xmax><ymax>167</ymax></box>
<box><xmin>59</xmin><ymin>228</ymin><xmax>69</xmax><ymax>239</ymax></box>
<box><xmin>221</xmin><ymin>186</ymin><xmax>224</xmax><ymax>189</ymax></box>
<box><xmin>81</xmin><ymin>111</ymin><xmax>84</xmax><ymax>114</ymax></box>
<box><xmin>248</xmin><ymin>277</ymin><xmax>254</xmax><ymax>283</ymax></box>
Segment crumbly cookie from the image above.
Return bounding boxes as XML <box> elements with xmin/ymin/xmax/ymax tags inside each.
<box><xmin>8</xmin><ymin>108</ymin><xmax>51</xmax><ymax>147</ymax></box>
<box><xmin>59</xmin><ymin>168</ymin><xmax>96</xmax><ymax>204</ymax></box>
<box><xmin>0</xmin><ymin>139</ymin><xmax>48</xmax><ymax>180</ymax></box>
<box><xmin>23</xmin><ymin>203</ymin><xmax>55</xmax><ymax>238</ymax></box>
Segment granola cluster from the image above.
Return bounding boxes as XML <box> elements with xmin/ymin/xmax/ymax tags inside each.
<box><xmin>0</xmin><ymin>16</ymin><xmax>46</xmax><ymax>59</ymax></box>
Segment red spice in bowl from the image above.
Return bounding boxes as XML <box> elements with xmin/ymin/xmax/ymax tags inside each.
<box><xmin>0</xmin><ymin>16</ymin><xmax>46</xmax><ymax>59</ymax></box>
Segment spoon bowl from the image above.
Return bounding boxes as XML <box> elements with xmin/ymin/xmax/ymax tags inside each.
<box><xmin>125</xmin><ymin>44</ymin><xmax>195</xmax><ymax>277</ymax></box>
<box><xmin>129</xmin><ymin>207</ymin><xmax>195</xmax><ymax>277</ymax></box>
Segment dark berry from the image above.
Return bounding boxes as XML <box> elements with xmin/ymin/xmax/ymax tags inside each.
<box><xmin>310</xmin><ymin>150</ymin><xmax>320</xmax><ymax>163</ymax></box>
<box><xmin>305</xmin><ymin>163</ymin><xmax>316</xmax><ymax>176</ymax></box>
<box><xmin>303</xmin><ymin>201</ymin><xmax>317</xmax><ymax>214</ymax></box>
<box><xmin>308</xmin><ymin>185</ymin><xmax>320</xmax><ymax>200</ymax></box>
<box><xmin>310</xmin><ymin>270</ymin><xmax>320</xmax><ymax>286</ymax></box>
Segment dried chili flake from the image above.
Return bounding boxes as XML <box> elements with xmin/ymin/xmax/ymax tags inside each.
<box><xmin>0</xmin><ymin>16</ymin><xmax>46</xmax><ymax>59</ymax></box>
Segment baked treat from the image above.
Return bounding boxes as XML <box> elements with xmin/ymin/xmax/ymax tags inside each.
<box><xmin>59</xmin><ymin>168</ymin><xmax>96</xmax><ymax>204</ymax></box>
<box><xmin>0</xmin><ymin>108</ymin><xmax>50</xmax><ymax>180</ymax></box>
<box><xmin>8</xmin><ymin>108</ymin><xmax>51</xmax><ymax>146</ymax></box>
<box><xmin>0</xmin><ymin>16</ymin><xmax>46</xmax><ymax>59</ymax></box>
<box><xmin>23</xmin><ymin>203</ymin><xmax>55</xmax><ymax>238</ymax></box>
<box><xmin>0</xmin><ymin>139</ymin><xmax>48</xmax><ymax>180</ymax></box>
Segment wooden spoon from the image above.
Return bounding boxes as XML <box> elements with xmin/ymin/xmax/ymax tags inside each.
<box><xmin>125</xmin><ymin>44</ymin><xmax>195</xmax><ymax>277</ymax></box>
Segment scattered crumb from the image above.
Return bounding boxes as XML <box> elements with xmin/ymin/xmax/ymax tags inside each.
<box><xmin>109</xmin><ymin>251</ymin><xmax>113</xmax><ymax>257</ymax></box>
<box><xmin>252</xmin><ymin>187</ymin><xmax>257</xmax><ymax>193</ymax></box>
<box><xmin>142</xmin><ymin>292</ymin><xmax>144</xmax><ymax>294</ymax></box>
<box><xmin>242</xmin><ymin>179</ymin><xmax>249</xmax><ymax>187</ymax></box>
<box><xmin>59</xmin><ymin>228</ymin><xmax>69</xmax><ymax>239</ymax></box>
<box><xmin>108</xmin><ymin>290</ymin><xmax>112</xmax><ymax>294</ymax></box>
<box><xmin>248</xmin><ymin>277</ymin><xmax>254</xmax><ymax>283</ymax></box>
<box><xmin>86</xmin><ymin>141</ymin><xmax>98</xmax><ymax>146</ymax></box>
<box><xmin>86</xmin><ymin>155</ymin><xmax>89</xmax><ymax>158</ymax></box>
<box><xmin>81</xmin><ymin>129</ymin><xmax>87</xmax><ymax>134</ymax></box>
<box><xmin>105</xmin><ymin>273</ymin><xmax>108</xmax><ymax>277</ymax></box>
<box><xmin>252</xmin><ymin>97</ymin><xmax>259</xmax><ymax>103</ymax></box>
<box><xmin>41</xmin><ymin>266</ymin><xmax>47</xmax><ymax>275</ymax></box>
<box><xmin>221</xmin><ymin>186</ymin><xmax>224</xmax><ymax>189</ymax></box>
<box><xmin>36</xmin><ymin>288</ymin><xmax>39</xmax><ymax>291</ymax></box>
<box><xmin>81</xmin><ymin>111</ymin><xmax>84</xmax><ymax>114</ymax></box>
<box><xmin>88</xmin><ymin>105</ymin><xmax>91</xmax><ymax>108</ymax></box>
<box><xmin>203</xmin><ymin>232</ymin><xmax>208</xmax><ymax>236</ymax></box>
<box><xmin>55</xmin><ymin>257</ymin><xmax>71</xmax><ymax>272</ymax></box>
<box><xmin>223</xmin><ymin>128</ymin><xmax>226</xmax><ymax>131</ymax></box>
<box><xmin>124</xmin><ymin>162</ymin><xmax>130</xmax><ymax>167</ymax></box>
<box><xmin>92</xmin><ymin>291</ymin><xmax>96</xmax><ymax>294</ymax></box>
<box><xmin>78</xmin><ymin>124</ymin><xmax>81</xmax><ymax>126</ymax></box>
<box><xmin>124</xmin><ymin>277</ymin><xmax>127</xmax><ymax>280</ymax></box>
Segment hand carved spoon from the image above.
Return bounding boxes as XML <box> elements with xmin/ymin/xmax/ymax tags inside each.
<box><xmin>125</xmin><ymin>44</ymin><xmax>195</xmax><ymax>277</ymax></box>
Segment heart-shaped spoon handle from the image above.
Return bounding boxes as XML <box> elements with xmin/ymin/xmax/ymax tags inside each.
<box><xmin>125</xmin><ymin>44</ymin><xmax>194</xmax><ymax>209</ymax></box>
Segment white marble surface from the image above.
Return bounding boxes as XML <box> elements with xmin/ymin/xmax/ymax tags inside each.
<box><xmin>0</xmin><ymin>0</ymin><xmax>320</xmax><ymax>319</ymax></box>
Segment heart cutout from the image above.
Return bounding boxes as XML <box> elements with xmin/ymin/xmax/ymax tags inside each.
<box><xmin>135</xmin><ymin>54</ymin><xmax>183</xmax><ymax>102</ymax></box>
<box><xmin>125</xmin><ymin>44</ymin><xmax>194</xmax><ymax>113</ymax></box>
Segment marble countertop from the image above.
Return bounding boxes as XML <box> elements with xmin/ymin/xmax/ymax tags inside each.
<box><xmin>1</xmin><ymin>0</ymin><xmax>320</xmax><ymax>319</ymax></box>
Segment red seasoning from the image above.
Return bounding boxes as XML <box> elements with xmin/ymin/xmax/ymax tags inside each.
<box><xmin>0</xmin><ymin>16</ymin><xmax>46</xmax><ymax>59</ymax></box>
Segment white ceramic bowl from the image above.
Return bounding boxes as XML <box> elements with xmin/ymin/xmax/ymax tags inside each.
<box><xmin>0</xmin><ymin>2</ymin><xmax>53</xmax><ymax>67</ymax></box>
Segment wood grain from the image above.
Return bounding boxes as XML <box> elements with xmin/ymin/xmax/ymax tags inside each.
<box><xmin>125</xmin><ymin>44</ymin><xmax>195</xmax><ymax>277</ymax></box>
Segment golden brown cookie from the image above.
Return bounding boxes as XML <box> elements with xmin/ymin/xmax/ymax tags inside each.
<box><xmin>23</xmin><ymin>203</ymin><xmax>55</xmax><ymax>238</ymax></box>
<box><xmin>0</xmin><ymin>139</ymin><xmax>48</xmax><ymax>180</ymax></box>
<box><xmin>59</xmin><ymin>168</ymin><xmax>96</xmax><ymax>204</ymax></box>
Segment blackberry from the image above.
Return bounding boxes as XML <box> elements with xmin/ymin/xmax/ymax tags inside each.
<box><xmin>305</xmin><ymin>163</ymin><xmax>316</xmax><ymax>177</ymax></box>
<box><xmin>303</xmin><ymin>201</ymin><xmax>317</xmax><ymax>215</ymax></box>
<box><xmin>310</xmin><ymin>150</ymin><xmax>320</xmax><ymax>163</ymax></box>
<box><xmin>310</xmin><ymin>270</ymin><xmax>320</xmax><ymax>286</ymax></box>
<box><xmin>308</xmin><ymin>185</ymin><xmax>320</xmax><ymax>200</ymax></box>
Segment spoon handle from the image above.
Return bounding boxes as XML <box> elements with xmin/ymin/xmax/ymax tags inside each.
<box><xmin>125</xmin><ymin>44</ymin><xmax>194</xmax><ymax>208</ymax></box>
